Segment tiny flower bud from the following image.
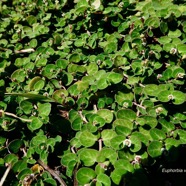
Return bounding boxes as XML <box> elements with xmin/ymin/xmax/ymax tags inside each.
<box><xmin>134</xmin><ymin>155</ymin><xmax>141</xmax><ymax>163</ymax></box>
<box><xmin>97</xmin><ymin>60</ymin><xmax>101</xmax><ymax>65</ymax></box>
<box><xmin>123</xmin><ymin>102</ymin><xmax>129</xmax><ymax>108</ymax></box>
<box><xmin>157</xmin><ymin>74</ymin><xmax>162</xmax><ymax>79</ymax></box>
<box><xmin>123</xmin><ymin>139</ymin><xmax>132</xmax><ymax>147</ymax></box>
<box><xmin>177</xmin><ymin>73</ymin><xmax>185</xmax><ymax>79</ymax></box>
<box><xmin>168</xmin><ymin>94</ymin><xmax>174</xmax><ymax>100</ymax></box>
<box><xmin>118</xmin><ymin>2</ymin><xmax>124</xmax><ymax>8</ymax></box>
<box><xmin>156</xmin><ymin>107</ymin><xmax>163</xmax><ymax>114</ymax></box>
<box><xmin>170</xmin><ymin>48</ymin><xmax>177</xmax><ymax>54</ymax></box>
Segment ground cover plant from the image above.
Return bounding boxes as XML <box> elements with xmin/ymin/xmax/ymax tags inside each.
<box><xmin>1</xmin><ymin>0</ymin><xmax>186</xmax><ymax>185</ymax></box>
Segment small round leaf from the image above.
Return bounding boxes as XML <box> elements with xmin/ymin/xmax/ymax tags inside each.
<box><xmin>79</xmin><ymin>131</ymin><xmax>97</xmax><ymax>147</ymax></box>
<box><xmin>76</xmin><ymin>167</ymin><xmax>96</xmax><ymax>185</ymax></box>
<box><xmin>148</xmin><ymin>141</ymin><xmax>162</xmax><ymax>158</ymax></box>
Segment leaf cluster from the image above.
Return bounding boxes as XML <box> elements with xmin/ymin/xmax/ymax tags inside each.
<box><xmin>1</xmin><ymin>0</ymin><xmax>186</xmax><ymax>185</ymax></box>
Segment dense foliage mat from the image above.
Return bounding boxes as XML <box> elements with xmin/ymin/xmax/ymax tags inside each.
<box><xmin>1</xmin><ymin>0</ymin><xmax>186</xmax><ymax>185</ymax></box>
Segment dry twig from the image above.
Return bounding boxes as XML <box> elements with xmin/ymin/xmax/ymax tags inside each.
<box><xmin>0</xmin><ymin>164</ymin><xmax>12</xmax><ymax>186</ymax></box>
<box><xmin>37</xmin><ymin>159</ymin><xmax>67</xmax><ymax>186</ymax></box>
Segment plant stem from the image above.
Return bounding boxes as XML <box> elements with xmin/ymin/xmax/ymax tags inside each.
<box><xmin>70</xmin><ymin>147</ymin><xmax>78</xmax><ymax>186</ymax></box>
<box><xmin>37</xmin><ymin>159</ymin><xmax>67</xmax><ymax>186</ymax></box>
<box><xmin>14</xmin><ymin>48</ymin><xmax>35</xmax><ymax>54</ymax></box>
<box><xmin>0</xmin><ymin>110</ymin><xmax>32</xmax><ymax>122</ymax></box>
<box><xmin>133</xmin><ymin>102</ymin><xmax>146</xmax><ymax>110</ymax></box>
<box><xmin>135</xmin><ymin>100</ymin><xmax>144</xmax><ymax>116</ymax></box>
<box><xmin>78</xmin><ymin>111</ymin><xmax>88</xmax><ymax>123</ymax></box>
<box><xmin>0</xmin><ymin>164</ymin><xmax>11</xmax><ymax>186</ymax></box>
<box><xmin>73</xmin><ymin>164</ymin><xmax>79</xmax><ymax>186</ymax></box>
<box><xmin>98</xmin><ymin>139</ymin><xmax>102</xmax><ymax>151</ymax></box>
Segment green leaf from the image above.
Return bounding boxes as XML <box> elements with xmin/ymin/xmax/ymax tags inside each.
<box><xmin>107</xmin><ymin>72</ymin><xmax>123</xmax><ymax>84</ymax></box>
<box><xmin>37</xmin><ymin>103</ymin><xmax>51</xmax><ymax>117</ymax></box>
<box><xmin>130</xmin><ymin>135</ymin><xmax>142</xmax><ymax>152</ymax></box>
<box><xmin>101</xmin><ymin>129</ymin><xmax>117</xmax><ymax>147</ymax></box>
<box><xmin>172</xmin><ymin>91</ymin><xmax>186</xmax><ymax>105</ymax></box>
<box><xmin>17</xmin><ymin>168</ymin><xmax>32</xmax><ymax>180</ymax></box>
<box><xmin>158</xmin><ymin>36</ymin><xmax>172</xmax><ymax>44</ymax></box>
<box><xmin>71</xmin><ymin>117</ymin><xmax>83</xmax><ymax>131</ymax></box>
<box><xmin>132</xmin><ymin>132</ymin><xmax>149</xmax><ymax>145</ymax></box>
<box><xmin>97</xmin><ymin>148</ymin><xmax>118</xmax><ymax>164</ymax></box>
<box><xmin>104</xmin><ymin>42</ymin><xmax>117</xmax><ymax>53</ymax></box>
<box><xmin>97</xmin><ymin>109</ymin><xmax>113</xmax><ymax>123</ymax></box>
<box><xmin>5</xmin><ymin>93</ymin><xmax>54</xmax><ymax>102</ymax></box>
<box><xmin>28</xmin><ymin>76</ymin><xmax>42</xmax><ymax>90</ymax></box>
<box><xmin>33</xmin><ymin>79</ymin><xmax>45</xmax><ymax>90</ymax></box>
<box><xmin>76</xmin><ymin>81</ymin><xmax>89</xmax><ymax>92</ymax></box>
<box><xmin>172</xmin><ymin>67</ymin><xmax>185</xmax><ymax>78</ymax></box>
<box><xmin>162</xmin><ymin>68</ymin><xmax>173</xmax><ymax>80</ymax></box>
<box><xmin>52</xmin><ymin>89</ymin><xmax>68</xmax><ymax>104</ymax></box>
<box><xmin>148</xmin><ymin>141</ymin><xmax>162</xmax><ymax>158</ymax></box>
<box><xmin>177</xmin><ymin>44</ymin><xmax>186</xmax><ymax>54</ymax></box>
<box><xmin>20</xmin><ymin>100</ymin><xmax>33</xmax><ymax>114</ymax></box>
<box><xmin>69</xmin><ymin>53</ymin><xmax>81</xmax><ymax>63</ymax></box>
<box><xmin>79</xmin><ymin>131</ymin><xmax>97</xmax><ymax>147</ymax></box>
<box><xmin>12</xmin><ymin>160</ymin><xmax>27</xmax><ymax>172</ymax></box>
<box><xmin>61</xmin><ymin>153</ymin><xmax>77</xmax><ymax>167</ymax></box>
<box><xmin>177</xmin><ymin>129</ymin><xmax>186</xmax><ymax>143</ymax></box>
<box><xmin>97</xmin><ymin>78</ymin><xmax>108</xmax><ymax>90</ymax></box>
<box><xmin>139</xmin><ymin>116</ymin><xmax>158</xmax><ymax>128</ymax></box>
<box><xmin>160</xmin><ymin>22</ymin><xmax>168</xmax><ymax>34</ymax></box>
<box><xmin>29</xmin><ymin>39</ymin><xmax>38</xmax><ymax>48</ymax></box>
<box><xmin>115</xmin><ymin>126</ymin><xmax>131</xmax><ymax>136</ymax></box>
<box><xmin>127</xmin><ymin>76</ymin><xmax>139</xmax><ymax>85</ymax></box>
<box><xmin>4</xmin><ymin>154</ymin><xmax>18</xmax><ymax>165</ymax></box>
<box><xmin>110</xmin><ymin>135</ymin><xmax>125</xmax><ymax>150</ymax></box>
<box><xmin>68</xmin><ymin>84</ymin><xmax>79</xmax><ymax>96</ymax></box>
<box><xmin>145</xmin><ymin>17</ymin><xmax>160</xmax><ymax>28</ymax></box>
<box><xmin>117</xmin><ymin>109</ymin><xmax>136</xmax><ymax>121</ymax></box>
<box><xmin>87</xmin><ymin>63</ymin><xmax>98</xmax><ymax>75</ymax></box>
<box><xmin>56</xmin><ymin>59</ymin><xmax>68</xmax><ymax>69</ymax></box>
<box><xmin>15</xmin><ymin>57</ymin><xmax>30</xmax><ymax>67</ymax></box>
<box><xmin>26</xmin><ymin>15</ymin><xmax>37</xmax><ymax>26</ymax></box>
<box><xmin>89</xmin><ymin>114</ymin><xmax>105</xmax><ymax>128</ymax></box>
<box><xmin>97</xmin><ymin>174</ymin><xmax>111</xmax><ymax>186</ymax></box>
<box><xmin>8</xmin><ymin>139</ymin><xmax>23</xmax><ymax>153</ymax></box>
<box><xmin>144</xmin><ymin>84</ymin><xmax>159</xmax><ymax>96</ymax></box>
<box><xmin>0</xmin><ymin>137</ymin><xmax>6</xmax><ymax>146</ymax></box>
<box><xmin>29</xmin><ymin>117</ymin><xmax>43</xmax><ymax>131</ymax></box>
<box><xmin>30</xmin><ymin>135</ymin><xmax>47</xmax><ymax>146</ymax></box>
<box><xmin>66</xmin><ymin>160</ymin><xmax>77</xmax><ymax>177</ymax></box>
<box><xmin>111</xmin><ymin>169</ymin><xmax>127</xmax><ymax>185</ymax></box>
<box><xmin>168</xmin><ymin>29</ymin><xmax>182</xmax><ymax>38</ymax></box>
<box><xmin>76</xmin><ymin>167</ymin><xmax>96</xmax><ymax>185</ymax></box>
<box><xmin>114</xmin><ymin>55</ymin><xmax>128</xmax><ymax>66</ymax></box>
<box><xmin>74</xmin><ymin>39</ymin><xmax>85</xmax><ymax>47</ymax></box>
<box><xmin>163</xmin><ymin>43</ymin><xmax>176</xmax><ymax>53</ymax></box>
<box><xmin>11</xmin><ymin>69</ymin><xmax>26</xmax><ymax>82</ymax></box>
<box><xmin>157</xmin><ymin>90</ymin><xmax>172</xmax><ymax>102</ymax></box>
<box><xmin>95</xmin><ymin>164</ymin><xmax>105</xmax><ymax>175</ymax></box>
<box><xmin>115</xmin><ymin>91</ymin><xmax>134</xmax><ymax>106</ymax></box>
<box><xmin>158</xmin><ymin>90</ymin><xmax>185</xmax><ymax>105</ymax></box>
<box><xmin>114</xmin><ymin>159</ymin><xmax>134</xmax><ymax>172</ymax></box>
<box><xmin>159</xmin><ymin>118</ymin><xmax>175</xmax><ymax>132</ymax></box>
<box><xmin>44</xmin><ymin>178</ymin><xmax>57</xmax><ymax>186</ymax></box>
<box><xmin>113</xmin><ymin>119</ymin><xmax>133</xmax><ymax>129</ymax></box>
<box><xmin>36</xmin><ymin>58</ymin><xmax>47</xmax><ymax>67</ymax></box>
<box><xmin>79</xmin><ymin>149</ymin><xmax>98</xmax><ymax>166</ymax></box>
<box><xmin>150</xmin><ymin>128</ymin><xmax>166</xmax><ymax>140</ymax></box>
<box><xmin>165</xmin><ymin>138</ymin><xmax>180</xmax><ymax>150</ymax></box>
